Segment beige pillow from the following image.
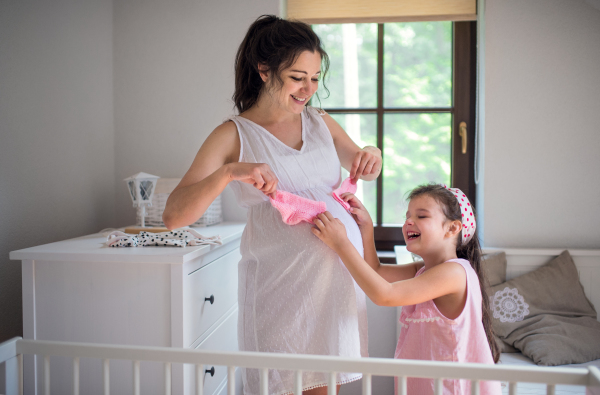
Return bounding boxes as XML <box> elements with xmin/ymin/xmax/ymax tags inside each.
<box><xmin>490</xmin><ymin>250</ymin><xmax>600</xmax><ymax>365</ymax></box>
<box><xmin>494</xmin><ymin>335</ymin><xmax>519</xmax><ymax>353</ymax></box>
<box><xmin>482</xmin><ymin>252</ymin><xmax>517</xmax><ymax>352</ymax></box>
<box><xmin>483</xmin><ymin>251</ymin><xmax>507</xmax><ymax>287</ymax></box>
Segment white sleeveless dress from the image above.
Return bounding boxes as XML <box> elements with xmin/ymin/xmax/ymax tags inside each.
<box><xmin>229</xmin><ymin>106</ymin><xmax>368</xmax><ymax>395</ymax></box>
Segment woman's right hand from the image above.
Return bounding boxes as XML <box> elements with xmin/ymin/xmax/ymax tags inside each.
<box><xmin>227</xmin><ymin>162</ymin><xmax>278</xmax><ymax>196</ymax></box>
<box><xmin>340</xmin><ymin>193</ymin><xmax>373</xmax><ymax>229</ymax></box>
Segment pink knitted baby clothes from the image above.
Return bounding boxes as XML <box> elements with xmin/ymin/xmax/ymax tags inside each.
<box><xmin>332</xmin><ymin>177</ymin><xmax>357</xmax><ymax>211</ymax></box>
<box><xmin>269</xmin><ymin>191</ymin><xmax>327</xmax><ymax>225</ymax></box>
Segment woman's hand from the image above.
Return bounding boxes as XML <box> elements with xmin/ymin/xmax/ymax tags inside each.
<box><xmin>226</xmin><ymin>162</ymin><xmax>278</xmax><ymax>196</ymax></box>
<box><xmin>340</xmin><ymin>193</ymin><xmax>373</xmax><ymax>229</ymax></box>
<box><xmin>349</xmin><ymin>146</ymin><xmax>382</xmax><ymax>184</ymax></box>
<box><xmin>311</xmin><ymin>212</ymin><xmax>352</xmax><ymax>252</ymax></box>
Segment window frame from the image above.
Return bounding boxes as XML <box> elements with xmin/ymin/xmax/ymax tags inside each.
<box><xmin>318</xmin><ymin>21</ymin><xmax>477</xmax><ymax>250</ymax></box>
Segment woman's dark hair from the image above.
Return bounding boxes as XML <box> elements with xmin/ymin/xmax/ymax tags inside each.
<box><xmin>408</xmin><ymin>184</ymin><xmax>500</xmax><ymax>363</ymax></box>
<box><xmin>233</xmin><ymin>15</ymin><xmax>330</xmax><ymax>114</ymax></box>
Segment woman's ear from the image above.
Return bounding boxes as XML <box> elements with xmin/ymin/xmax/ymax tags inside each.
<box><xmin>258</xmin><ymin>63</ymin><xmax>269</xmax><ymax>82</ymax></box>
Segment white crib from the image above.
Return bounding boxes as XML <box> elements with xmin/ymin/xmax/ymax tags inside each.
<box><xmin>3</xmin><ymin>247</ymin><xmax>600</xmax><ymax>395</ymax></box>
<box><xmin>1</xmin><ymin>336</ymin><xmax>599</xmax><ymax>395</ymax></box>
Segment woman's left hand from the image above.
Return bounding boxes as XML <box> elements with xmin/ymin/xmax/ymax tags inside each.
<box><xmin>311</xmin><ymin>212</ymin><xmax>351</xmax><ymax>252</ymax></box>
<box><xmin>350</xmin><ymin>146</ymin><xmax>382</xmax><ymax>184</ymax></box>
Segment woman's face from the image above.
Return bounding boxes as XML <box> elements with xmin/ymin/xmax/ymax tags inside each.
<box><xmin>261</xmin><ymin>50</ymin><xmax>322</xmax><ymax>113</ymax></box>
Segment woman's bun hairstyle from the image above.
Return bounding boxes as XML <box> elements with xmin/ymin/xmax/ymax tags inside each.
<box><xmin>233</xmin><ymin>15</ymin><xmax>329</xmax><ymax>113</ymax></box>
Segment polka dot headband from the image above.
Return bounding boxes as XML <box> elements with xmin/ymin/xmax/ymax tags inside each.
<box><xmin>443</xmin><ymin>185</ymin><xmax>476</xmax><ymax>245</ymax></box>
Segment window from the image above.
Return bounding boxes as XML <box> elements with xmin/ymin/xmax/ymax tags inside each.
<box><xmin>312</xmin><ymin>22</ymin><xmax>476</xmax><ymax>249</ymax></box>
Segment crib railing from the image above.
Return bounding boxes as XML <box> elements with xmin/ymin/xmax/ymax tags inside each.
<box><xmin>1</xmin><ymin>337</ymin><xmax>599</xmax><ymax>395</ymax></box>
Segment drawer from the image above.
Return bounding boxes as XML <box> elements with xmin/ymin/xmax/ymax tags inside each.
<box><xmin>184</xmin><ymin>248</ymin><xmax>240</xmax><ymax>347</ymax></box>
<box><xmin>187</xmin><ymin>307</ymin><xmax>239</xmax><ymax>395</ymax></box>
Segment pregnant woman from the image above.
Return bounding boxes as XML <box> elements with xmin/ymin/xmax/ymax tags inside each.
<box><xmin>163</xmin><ymin>15</ymin><xmax>381</xmax><ymax>395</ymax></box>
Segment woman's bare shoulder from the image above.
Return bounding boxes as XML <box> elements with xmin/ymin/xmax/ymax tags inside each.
<box><xmin>210</xmin><ymin>119</ymin><xmax>238</xmax><ymax>139</ymax></box>
<box><xmin>199</xmin><ymin>120</ymin><xmax>240</xmax><ymax>163</ymax></box>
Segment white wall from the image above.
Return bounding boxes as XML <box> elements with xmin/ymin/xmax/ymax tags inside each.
<box><xmin>112</xmin><ymin>0</ymin><xmax>279</xmax><ymax>226</ymax></box>
<box><xmin>482</xmin><ymin>0</ymin><xmax>600</xmax><ymax>249</ymax></box>
<box><xmin>0</xmin><ymin>0</ymin><xmax>115</xmax><ymax>342</ymax></box>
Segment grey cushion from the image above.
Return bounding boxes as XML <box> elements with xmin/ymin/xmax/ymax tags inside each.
<box><xmin>495</xmin><ymin>334</ymin><xmax>519</xmax><ymax>353</ymax></box>
<box><xmin>483</xmin><ymin>252</ymin><xmax>517</xmax><ymax>352</ymax></box>
<box><xmin>483</xmin><ymin>251</ymin><xmax>507</xmax><ymax>287</ymax></box>
<box><xmin>490</xmin><ymin>250</ymin><xmax>600</xmax><ymax>365</ymax></box>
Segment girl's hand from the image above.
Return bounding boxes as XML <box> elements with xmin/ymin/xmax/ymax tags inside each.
<box><xmin>226</xmin><ymin>162</ymin><xmax>278</xmax><ymax>196</ymax></box>
<box><xmin>349</xmin><ymin>146</ymin><xmax>382</xmax><ymax>184</ymax></box>
<box><xmin>311</xmin><ymin>212</ymin><xmax>352</xmax><ymax>252</ymax></box>
<box><xmin>340</xmin><ymin>193</ymin><xmax>373</xmax><ymax>229</ymax></box>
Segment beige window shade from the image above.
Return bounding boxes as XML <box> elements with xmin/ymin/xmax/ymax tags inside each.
<box><xmin>285</xmin><ymin>0</ymin><xmax>476</xmax><ymax>24</ymax></box>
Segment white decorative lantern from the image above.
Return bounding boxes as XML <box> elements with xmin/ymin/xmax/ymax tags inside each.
<box><xmin>124</xmin><ymin>172</ymin><xmax>160</xmax><ymax>227</ymax></box>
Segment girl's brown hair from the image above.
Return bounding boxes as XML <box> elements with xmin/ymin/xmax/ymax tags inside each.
<box><xmin>408</xmin><ymin>184</ymin><xmax>500</xmax><ymax>363</ymax></box>
<box><xmin>233</xmin><ymin>15</ymin><xmax>330</xmax><ymax>114</ymax></box>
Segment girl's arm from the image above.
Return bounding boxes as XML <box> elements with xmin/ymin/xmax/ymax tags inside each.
<box><xmin>339</xmin><ymin>193</ymin><xmax>420</xmax><ymax>283</ymax></box>
<box><xmin>162</xmin><ymin>121</ymin><xmax>278</xmax><ymax>229</ymax></box>
<box><xmin>312</xmin><ymin>212</ymin><xmax>466</xmax><ymax>307</ymax></box>
<box><xmin>321</xmin><ymin>113</ymin><xmax>382</xmax><ymax>184</ymax></box>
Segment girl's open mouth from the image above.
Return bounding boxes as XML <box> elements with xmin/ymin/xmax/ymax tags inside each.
<box><xmin>407</xmin><ymin>232</ymin><xmax>421</xmax><ymax>240</ymax></box>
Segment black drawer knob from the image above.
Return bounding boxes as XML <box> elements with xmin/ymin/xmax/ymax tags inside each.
<box><xmin>205</xmin><ymin>366</ymin><xmax>215</xmax><ymax>377</ymax></box>
<box><xmin>205</xmin><ymin>295</ymin><xmax>214</xmax><ymax>304</ymax></box>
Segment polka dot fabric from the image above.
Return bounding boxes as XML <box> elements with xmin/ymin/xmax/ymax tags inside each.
<box><xmin>105</xmin><ymin>229</ymin><xmax>222</xmax><ymax>247</ymax></box>
<box><xmin>443</xmin><ymin>185</ymin><xmax>476</xmax><ymax>245</ymax></box>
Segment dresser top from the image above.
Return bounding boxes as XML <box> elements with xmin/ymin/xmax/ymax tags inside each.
<box><xmin>10</xmin><ymin>222</ymin><xmax>246</xmax><ymax>265</ymax></box>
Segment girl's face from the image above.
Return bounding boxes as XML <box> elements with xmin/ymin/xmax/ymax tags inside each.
<box><xmin>260</xmin><ymin>50</ymin><xmax>322</xmax><ymax>114</ymax></box>
<box><xmin>402</xmin><ymin>195</ymin><xmax>459</xmax><ymax>256</ymax></box>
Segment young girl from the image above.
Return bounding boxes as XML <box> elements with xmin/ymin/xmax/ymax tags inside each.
<box><xmin>312</xmin><ymin>184</ymin><xmax>501</xmax><ymax>395</ymax></box>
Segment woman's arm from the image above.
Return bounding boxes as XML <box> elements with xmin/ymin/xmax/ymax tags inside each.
<box><xmin>321</xmin><ymin>113</ymin><xmax>382</xmax><ymax>183</ymax></box>
<box><xmin>312</xmin><ymin>212</ymin><xmax>465</xmax><ymax>307</ymax></box>
<box><xmin>163</xmin><ymin>121</ymin><xmax>278</xmax><ymax>229</ymax></box>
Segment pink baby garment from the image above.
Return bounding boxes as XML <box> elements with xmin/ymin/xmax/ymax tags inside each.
<box><xmin>269</xmin><ymin>190</ymin><xmax>327</xmax><ymax>225</ymax></box>
<box><xmin>332</xmin><ymin>177</ymin><xmax>357</xmax><ymax>211</ymax></box>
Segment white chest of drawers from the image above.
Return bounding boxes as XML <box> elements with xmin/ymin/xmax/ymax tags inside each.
<box><xmin>10</xmin><ymin>222</ymin><xmax>246</xmax><ymax>395</ymax></box>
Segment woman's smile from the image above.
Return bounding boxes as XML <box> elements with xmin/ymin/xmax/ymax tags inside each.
<box><xmin>291</xmin><ymin>94</ymin><xmax>307</xmax><ymax>103</ymax></box>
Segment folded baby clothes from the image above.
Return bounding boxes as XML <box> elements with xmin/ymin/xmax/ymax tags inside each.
<box><xmin>106</xmin><ymin>228</ymin><xmax>222</xmax><ymax>247</ymax></box>
<box><xmin>269</xmin><ymin>191</ymin><xmax>327</xmax><ymax>225</ymax></box>
<box><xmin>332</xmin><ymin>177</ymin><xmax>357</xmax><ymax>212</ymax></box>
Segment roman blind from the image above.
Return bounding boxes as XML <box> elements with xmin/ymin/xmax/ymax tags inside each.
<box><xmin>285</xmin><ymin>0</ymin><xmax>476</xmax><ymax>24</ymax></box>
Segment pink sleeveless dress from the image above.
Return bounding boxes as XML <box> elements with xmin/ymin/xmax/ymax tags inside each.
<box><xmin>395</xmin><ymin>259</ymin><xmax>502</xmax><ymax>395</ymax></box>
<box><xmin>229</xmin><ymin>107</ymin><xmax>368</xmax><ymax>395</ymax></box>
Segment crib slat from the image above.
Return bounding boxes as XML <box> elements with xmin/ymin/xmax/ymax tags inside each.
<box><xmin>164</xmin><ymin>362</ymin><xmax>171</xmax><ymax>395</ymax></box>
<box><xmin>103</xmin><ymin>359</ymin><xmax>109</xmax><ymax>395</ymax></box>
<box><xmin>73</xmin><ymin>357</ymin><xmax>79</xmax><ymax>395</ymax></box>
<box><xmin>328</xmin><ymin>372</ymin><xmax>336</xmax><ymax>395</ymax></box>
<box><xmin>44</xmin><ymin>356</ymin><xmax>50</xmax><ymax>395</ymax></box>
<box><xmin>509</xmin><ymin>382</ymin><xmax>517</xmax><ymax>395</ymax></box>
<box><xmin>434</xmin><ymin>378</ymin><xmax>443</xmax><ymax>395</ymax></box>
<box><xmin>294</xmin><ymin>370</ymin><xmax>302</xmax><ymax>395</ymax></box>
<box><xmin>546</xmin><ymin>384</ymin><xmax>556</xmax><ymax>395</ymax></box>
<box><xmin>396</xmin><ymin>376</ymin><xmax>407</xmax><ymax>395</ymax></box>
<box><xmin>195</xmin><ymin>364</ymin><xmax>203</xmax><ymax>395</ymax></box>
<box><xmin>471</xmin><ymin>380</ymin><xmax>480</xmax><ymax>395</ymax></box>
<box><xmin>362</xmin><ymin>373</ymin><xmax>371</xmax><ymax>395</ymax></box>
<box><xmin>133</xmin><ymin>361</ymin><xmax>140</xmax><ymax>395</ymax></box>
<box><xmin>18</xmin><ymin>353</ymin><xmax>23</xmax><ymax>395</ymax></box>
<box><xmin>227</xmin><ymin>366</ymin><xmax>235</xmax><ymax>395</ymax></box>
<box><xmin>260</xmin><ymin>368</ymin><xmax>268</xmax><ymax>395</ymax></box>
